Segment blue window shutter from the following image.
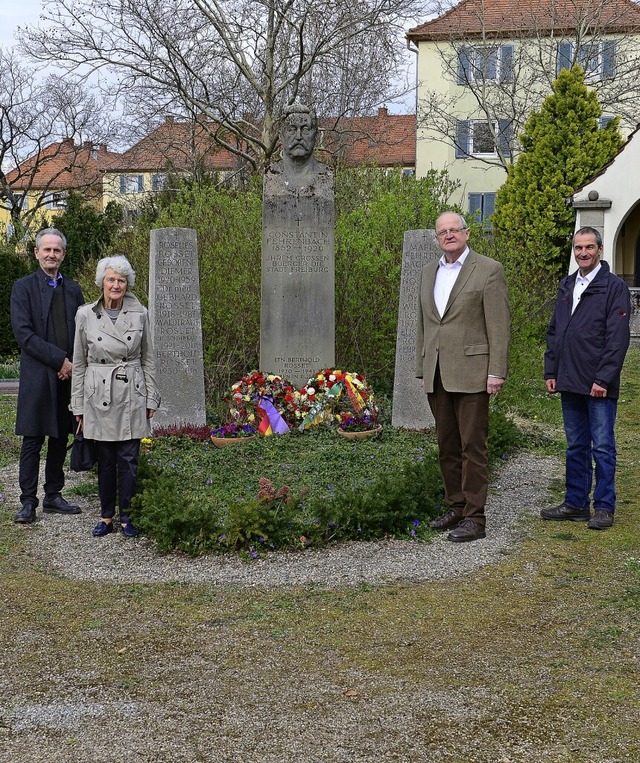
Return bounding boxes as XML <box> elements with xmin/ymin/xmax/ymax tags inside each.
<box><xmin>120</xmin><ymin>175</ymin><xmax>126</xmax><ymax>193</ymax></box>
<box><xmin>457</xmin><ymin>47</ymin><xmax>471</xmax><ymax>84</ymax></box>
<box><xmin>602</xmin><ymin>40</ymin><xmax>616</xmax><ymax>79</ymax></box>
<box><xmin>137</xmin><ymin>175</ymin><xmax>144</xmax><ymax>192</ymax></box>
<box><xmin>455</xmin><ymin>120</ymin><xmax>470</xmax><ymax>158</ymax></box>
<box><xmin>497</xmin><ymin>119</ymin><xmax>512</xmax><ymax>158</ymax></box>
<box><xmin>500</xmin><ymin>45</ymin><xmax>513</xmax><ymax>83</ymax></box>
<box><xmin>483</xmin><ymin>193</ymin><xmax>496</xmax><ymax>220</ymax></box>
<box><xmin>468</xmin><ymin>193</ymin><xmax>483</xmax><ymax>220</ymax></box>
<box><xmin>557</xmin><ymin>42</ymin><xmax>573</xmax><ymax>75</ymax></box>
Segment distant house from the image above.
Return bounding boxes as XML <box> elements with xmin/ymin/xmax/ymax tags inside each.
<box><xmin>1</xmin><ymin>139</ymin><xmax>120</xmax><ymax>237</ymax></box>
<box><xmin>407</xmin><ymin>0</ymin><xmax>640</xmax><ymax>226</ymax></box>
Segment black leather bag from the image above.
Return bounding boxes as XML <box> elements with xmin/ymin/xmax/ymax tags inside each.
<box><xmin>70</xmin><ymin>427</ymin><xmax>98</xmax><ymax>472</ymax></box>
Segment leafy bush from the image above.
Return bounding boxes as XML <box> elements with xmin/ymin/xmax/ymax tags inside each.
<box><xmin>1</xmin><ymin>253</ymin><xmax>30</xmax><ymax>355</ymax></box>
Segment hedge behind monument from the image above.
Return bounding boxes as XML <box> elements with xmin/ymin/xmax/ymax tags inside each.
<box><xmin>1</xmin><ymin>253</ymin><xmax>30</xmax><ymax>355</ymax></box>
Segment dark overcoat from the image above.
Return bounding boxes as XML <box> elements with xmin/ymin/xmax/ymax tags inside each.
<box><xmin>11</xmin><ymin>268</ymin><xmax>84</xmax><ymax>437</ymax></box>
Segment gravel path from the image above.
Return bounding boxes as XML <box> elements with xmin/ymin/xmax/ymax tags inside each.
<box><xmin>4</xmin><ymin>451</ymin><xmax>562</xmax><ymax>587</ymax></box>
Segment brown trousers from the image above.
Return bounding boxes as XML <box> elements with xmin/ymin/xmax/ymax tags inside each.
<box><xmin>427</xmin><ymin>368</ymin><xmax>490</xmax><ymax>526</ymax></box>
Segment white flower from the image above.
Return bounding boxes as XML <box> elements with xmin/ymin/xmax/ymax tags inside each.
<box><xmin>307</xmin><ymin>387</ymin><xmax>316</xmax><ymax>395</ymax></box>
<box><xmin>329</xmin><ymin>374</ymin><xmax>336</xmax><ymax>381</ymax></box>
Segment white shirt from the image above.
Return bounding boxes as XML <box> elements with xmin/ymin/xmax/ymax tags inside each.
<box><xmin>433</xmin><ymin>247</ymin><xmax>469</xmax><ymax>317</ymax></box>
<box><xmin>572</xmin><ymin>263</ymin><xmax>601</xmax><ymax>314</ymax></box>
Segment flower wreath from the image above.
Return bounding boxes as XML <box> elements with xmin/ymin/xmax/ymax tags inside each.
<box><xmin>225</xmin><ymin>370</ymin><xmax>298</xmax><ymax>434</ymax></box>
<box><xmin>297</xmin><ymin>369</ymin><xmax>378</xmax><ymax>431</ymax></box>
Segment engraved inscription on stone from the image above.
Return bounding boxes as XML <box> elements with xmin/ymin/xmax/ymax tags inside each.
<box><xmin>392</xmin><ymin>230</ymin><xmax>439</xmax><ymax>429</ymax></box>
<box><xmin>261</xmin><ymin>166</ymin><xmax>335</xmax><ymax>387</ymax></box>
<box><xmin>149</xmin><ymin>228</ymin><xmax>206</xmax><ymax>428</ymax></box>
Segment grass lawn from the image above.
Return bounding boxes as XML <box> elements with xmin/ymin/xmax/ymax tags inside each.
<box><xmin>0</xmin><ymin>348</ymin><xmax>638</xmax><ymax>761</ymax></box>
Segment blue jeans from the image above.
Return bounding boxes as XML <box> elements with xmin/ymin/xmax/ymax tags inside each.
<box><xmin>561</xmin><ymin>392</ymin><xmax>618</xmax><ymax>512</ymax></box>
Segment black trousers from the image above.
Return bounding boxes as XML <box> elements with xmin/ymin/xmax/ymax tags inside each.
<box><xmin>18</xmin><ymin>381</ymin><xmax>73</xmax><ymax>506</ymax></box>
<box><xmin>96</xmin><ymin>439</ymin><xmax>141</xmax><ymax>520</ymax></box>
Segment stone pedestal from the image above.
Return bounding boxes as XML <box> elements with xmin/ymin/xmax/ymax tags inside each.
<box><xmin>148</xmin><ymin>228</ymin><xmax>206</xmax><ymax>428</ymax></box>
<box><xmin>392</xmin><ymin>230</ymin><xmax>439</xmax><ymax>430</ymax></box>
<box><xmin>260</xmin><ymin>164</ymin><xmax>335</xmax><ymax>386</ymax></box>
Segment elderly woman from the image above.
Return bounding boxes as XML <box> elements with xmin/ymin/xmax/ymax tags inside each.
<box><xmin>71</xmin><ymin>255</ymin><xmax>160</xmax><ymax>538</ymax></box>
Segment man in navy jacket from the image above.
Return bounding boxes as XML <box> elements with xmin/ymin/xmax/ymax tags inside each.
<box><xmin>542</xmin><ymin>226</ymin><xmax>631</xmax><ymax>530</ymax></box>
<box><xmin>11</xmin><ymin>228</ymin><xmax>85</xmax><ymax>523</ymax></box>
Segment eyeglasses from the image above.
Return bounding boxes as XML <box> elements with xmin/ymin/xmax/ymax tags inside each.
<box><xmin>435</xmin><ymin>227</ymin><xmax>468</xmax><ymax>238</ymax></box>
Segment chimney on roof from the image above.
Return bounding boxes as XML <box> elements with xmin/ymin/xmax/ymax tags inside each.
<box><xmin>98</xmin><ymin>144</ymin><xmax>107</xmax><ymax>154</ymax></box>
<box><xmin>378</xmin><ymin>107</ymin><xmax>389</xmax><ymax>117</ymax></box>
<box><xmin>62</xmin><ymin>137</ymin><xmax>75</xmax><ymax>147</ymax></box>
<box><xmin>165</xmin><ymin>115</ymin><xmax>175</xmax><ymax>123</ymax></box>
<box><xmin>83</xmin><ymin>141</ymin><xmax>93</xmax><ymax>150</ymax></box>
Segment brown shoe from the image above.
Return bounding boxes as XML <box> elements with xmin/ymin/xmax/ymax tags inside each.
<box><xmin>447</xmin><ymin>519</ymin><xmax>486</xmax><ymax>543</ymax></box>
<box><xmin>429</xmin><ymin>510</ymin><xmax>462</xmax><ymax>531</ymax></box>
<box><xmin>540</xmin><ymin>503</ymin><xmax>590</xmax><ymax>522</ymax></box>
<box><xmin>588</xmin><ymin>509</ymin><xmax>614</xmax><ymax>530</ymax></box>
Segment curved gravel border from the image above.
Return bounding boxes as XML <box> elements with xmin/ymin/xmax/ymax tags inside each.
<box><xmin>3</xmin><ymin>451</ymin><xmax>561</xmax><ymax>587</ymax></box>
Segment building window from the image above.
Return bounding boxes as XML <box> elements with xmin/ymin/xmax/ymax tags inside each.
<box><xmin>557</xmin><ymin>40</ymin><xmax>616</xmax><ymax>80</ymax></box>
<box><xmin>457</xmin><ymin>45</ymin><xmax>514</xmax><ymax>85</ymax></box>
<box><xmin>4</xmin><ymin>192</ymin><xmax>29</xmax><ymax>211</ymax></box>
<box><xmin>598</xmin><ymin>115</ymin><xmax>615</xmax><ymax>130</ymax></box>
<box><xmin>151</xmin><ymin>174</ymin><xmax>167</xmax><ymax>192</ymax></box>
<box><xmin>119</xmin><ymin>174</ymin><xmax>144</xmax><ymax>194</ymax></box>
<box><xmin>468</xmin><ymin>192</ymin><xmax>496</xmax><ymax>227</ymax></box>
<box><xmin>455</xmin><ymin>119</ymin><xmax>512</xmax><ymax>159</ymax></box>
<box><xmin>45</xmin><ymin>192</ymin><xmax>67</xmax><ymax>210</ymax></box>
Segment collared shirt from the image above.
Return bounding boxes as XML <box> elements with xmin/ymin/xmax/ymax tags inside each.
<box><xmin>47</xmin><ymin>273</ymin><xmax>63</xmax><ymax>288</ymax></box>
<box><xmin>572</xmin><ymin>263</ymin><xmax>601</xmax><ymax>314</ymax></box>
<box><xmin>433</xmin><ymin>247</ymin><xmax>469</xmax><ymax>317</ymax></box>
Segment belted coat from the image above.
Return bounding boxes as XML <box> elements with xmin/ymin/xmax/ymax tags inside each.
<box><xmin>71</xmin><ymin>292</ymin><xmax>161</xmax><ymax>441</ymax></box>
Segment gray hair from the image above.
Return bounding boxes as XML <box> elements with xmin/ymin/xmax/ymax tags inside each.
<box><xmin>95</xmin><ymin>255</ymin><xmax>136</xmax><ymax>289</ymax></box>
<box><xmin>35</xmin><ymin>227</ymin><xmax>67</xmax><ymax>250</ymax></box>
<box><xmin>574</xmin><ymin>226</ymin><xmax>602</xmax><ymax>248</ymax></box>
<box><xmin>435</xmin><ymin>212</ymin><xmax>468</xmax><ymax>230</ymax></box>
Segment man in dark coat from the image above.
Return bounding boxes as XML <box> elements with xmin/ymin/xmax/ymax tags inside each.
<box><xmin>11</xmin><ymin>227</ymin><xmax>85</xmax><ymax>523</ymax></box>
<box><xmin>542</xmin><ymin>226</ymin><xmax>631</xmax><ymax>530</ymax></box>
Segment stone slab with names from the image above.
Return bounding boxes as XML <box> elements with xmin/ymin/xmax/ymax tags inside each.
<box><xmin>260</xmin><ymin>164</ymin><xmax>335</xmax><ymax>387</ymax></box>
<box><xmin>392</xmin><ymin>229</ymin><xmax>439</xmax><ymax>429</ymax></box>
<box><xmin>148</xmin><ymin>227</ymin><xmax>206</xmax><ymax>428</ymax></box>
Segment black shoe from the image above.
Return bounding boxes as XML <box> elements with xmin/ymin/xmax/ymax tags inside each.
<box><xmin>42</xmin><ymin>495</ymin><xmax>81</xmax><ymax>514</ymax></box>
<box><xmin>588</xmin><ymin>509</ymin><xmax>614</xmax><ymax>530</ymax></box>
<box><xmin>447</xmin><ymin>519</ymin><xmax>486</xmax><ymax>543</ymax></box>
<box><xmin>14</xmin><ymin>501</ymin><xmax>37</xmax><ymax>524</ymax></box>
<box><xmin>540</xmin><ymin>503</ymin><xmax>590</xmax><ymax>522</ymax></box>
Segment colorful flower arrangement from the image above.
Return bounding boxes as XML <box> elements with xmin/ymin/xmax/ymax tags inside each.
<box><xmin>224</xmin><ymin>370</ymin><xmax>297</xmax><ymax>433</ymax></box>
<box><xmin>211</xmin><ymin>423</ymin><xmax>257</xmax><ymax>438</ymax></box>
<box><xmin>297</xmin><ymin>369</ymin><xmax>378</xmax><ymax>431</ymax></box>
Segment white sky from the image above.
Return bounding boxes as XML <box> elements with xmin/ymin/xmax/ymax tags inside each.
<box><xmin>0</xmin><ymin>0</ymin><xmax>44</xmax><ymax>48</ymax></box>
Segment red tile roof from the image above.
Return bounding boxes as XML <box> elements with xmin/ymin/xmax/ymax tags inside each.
<box><xmin>407</xmin><ymin>0</ymin><xmax>640</xmax><ymax>42</ymax></box>
<box><xmin>5</xmin><ymin>139</ymin><xmax>121</xmax><ymax>191</ymax></box>
<box><xmin>321</xmin><ymin>110</ymin><xmax>416</xmax><ymax>167</ymax></box>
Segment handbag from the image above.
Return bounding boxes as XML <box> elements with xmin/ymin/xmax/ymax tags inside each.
<box><xmin>70</xmin><ymin>424</ymin><xmax>98</xmax><ymax>472</ymax></box>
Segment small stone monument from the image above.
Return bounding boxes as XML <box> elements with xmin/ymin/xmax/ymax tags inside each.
<box><xmin>261</xmin><ymin>105</ymin><xmax>335</xmax><ymax>386</ymax></box>
<box><xmin>391</xmin><ymin>230</ymin><xmax>439</xmax><ymax>429</ymax></box>
<box><xmin>148</xmin><ymin>228</ymin><xmax>206</xmax><ymax>428</ymax></box>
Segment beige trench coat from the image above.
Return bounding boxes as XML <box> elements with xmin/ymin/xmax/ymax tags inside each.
<box><xmin>71</xmin><ymin>292</ymin><xmax>161</xmax><ymax>441</ymax></box>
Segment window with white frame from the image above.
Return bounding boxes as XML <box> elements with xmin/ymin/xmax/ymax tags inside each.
<box><xmin>455</xmin><ymin>119</ymin><xmax>512</xmax><ymax>159</ymax></box>
<box><xmin>4</xmin><ymin>192</ymin><xmax>29</xmax><ymax>211</ymax></box>
<box><xmin>468</xmin><ymin>192</ymin><xmax>496</xmax><ymax>227</ymax></box>
<box><xmin>557</xmin><ymin>40</ymin><xmax>616</xmax><ymax>81</ymax></box>
<box><xmin>45</xmin><ymin>192</ymin><xmax>67</xmax><ymax>210</ymax></box>
<box><xmin>119</xmin><ymin>174</ymin><xmax>144</xmax><ymax>194</ymax></box>
<box><xmin>457</xmin><ymin>45</ymin><xmax>514</xmax><ymax>84</ymax></box>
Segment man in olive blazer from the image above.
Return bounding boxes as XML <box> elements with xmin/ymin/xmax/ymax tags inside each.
<box><xmin>11</xmin><ymin>228</ymin><xmax>84</xmax><ymax>523</ymax></box>
<box><xmin>416</xmin><ymin>212</ymin><xmax>510</xmax><ymax>542</ymax></box>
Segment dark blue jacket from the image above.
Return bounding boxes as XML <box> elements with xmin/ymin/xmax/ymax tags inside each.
<box><xmin>544</xmin><ymin>261</ymin><xmax>631</xmax><ymax>399</ymax></box>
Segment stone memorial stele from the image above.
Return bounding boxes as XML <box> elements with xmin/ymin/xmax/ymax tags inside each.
<box><xmin>391</xmin><ymin>229</ymin><xmax>439</xmax><ymax>429</ymax></box>
<box><xmin>148</xmin><ymin>227</ymin><xmax>206</xmax><ymax>428</ymax></box>
<box><xmin>261</xmin><ymin>104</ymin><xmax>335</xmax><ymax>387</ymax></box>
